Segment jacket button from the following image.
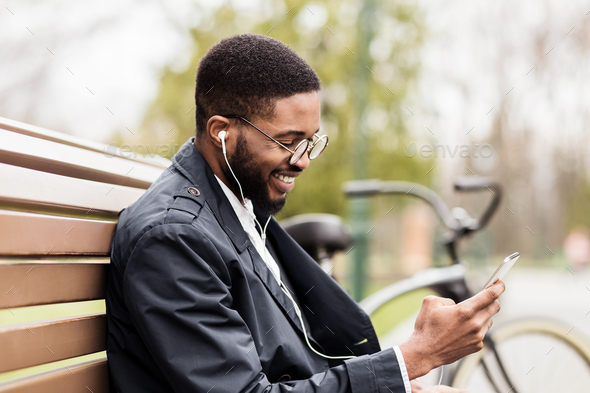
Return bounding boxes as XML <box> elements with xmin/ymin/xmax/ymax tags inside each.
<box><xmin>187</xmin><ymin>187</ymin><xmax>200</xmax><ymax>196</ymax></box>
<box><xmin>278</xmin><ymin>374</ymin><xmax>291</xmax><ymax>382</ymax></box>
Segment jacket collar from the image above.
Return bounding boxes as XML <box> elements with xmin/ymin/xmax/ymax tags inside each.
<box><xmin>172</xmin><ymin>138</ymin><xmax>250</xmax><ymax>252</ymax></box>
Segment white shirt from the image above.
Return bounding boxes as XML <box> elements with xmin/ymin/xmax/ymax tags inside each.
<box><xmin>214</xmin><ymin>176</ymin><xmax>282</xmax><ymax>284</ymax></box>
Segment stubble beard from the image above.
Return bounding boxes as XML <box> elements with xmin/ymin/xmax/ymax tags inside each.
<box><xmin>224</xmin><ymin>132</ymin><xmax>287</xmax><ymax>218</ymax></box>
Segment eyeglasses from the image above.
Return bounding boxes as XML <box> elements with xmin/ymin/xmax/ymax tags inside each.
<box><xmin>224</xmin><ymin>115</ymin><xmax>328</xmax><ymax>165</ymax></box>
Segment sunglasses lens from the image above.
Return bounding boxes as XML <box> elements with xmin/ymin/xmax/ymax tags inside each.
<box><xmin>291</xmin><ymin>140</ymin><xmax>309</xmax><ymax>164</ymax></box>
<box><xmin>309</xmin><ymin>136</ymin><xmax>328</xmax><ymax>159</ymax></box>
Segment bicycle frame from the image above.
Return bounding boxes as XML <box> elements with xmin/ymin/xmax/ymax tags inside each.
<box><xmin>359</xmin><ymin>264</ymin><xmax>469</xmax><ymax>315</ymax></box>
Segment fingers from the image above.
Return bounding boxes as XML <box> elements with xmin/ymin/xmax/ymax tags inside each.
<box><xmin>471</xmin><ymin>311</ymin><xmax>494</xmax><ymax>349</ymax></box>
<box><xmin>461</xmin><ymin>280</ymin><xmax>505</xmax><ymax>312</ymax></box>
<box><xmin>471</xmin><ymin>302</ymin><xmax>497</xmax><ymax>338</ymax></box>
<box><xmin>488</xmin><ymin>280</ymin><xmax>506</xmax><ymax>298</ymax></box>
<box><xmin>483</xmin><ymin>299</ymin><xmax>501</xmax><ymax>319</ymax></box>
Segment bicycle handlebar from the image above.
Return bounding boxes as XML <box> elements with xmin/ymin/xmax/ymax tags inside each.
<box><xmin>453</xmin><ymin>177</ymin><xmax>501</xmax><ymax>231</ymax></box>
<box><xmin>343</xmin><ymin>176</ymin><xmax>501</xmax><ymax>234</ymax></box>
<box><xmin>343</xmin><ymin>179</ymin><xmax>461</xmax><ymax>230</ymax></box>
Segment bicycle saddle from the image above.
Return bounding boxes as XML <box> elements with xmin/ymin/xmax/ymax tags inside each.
<box><xmin>280</xmin><ymin>213</ymin><xmax>353</xmax><ymax>259</ymax></box>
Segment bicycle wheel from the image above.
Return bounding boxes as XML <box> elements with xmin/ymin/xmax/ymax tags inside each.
<box><xmin>452</xmin><ymin>318</ymin><xmax>590</xmax><ymax>392</ymax></box>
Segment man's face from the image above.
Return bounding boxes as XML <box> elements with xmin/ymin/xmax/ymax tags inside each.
<box><xmin>225</xmin><ymin>92</ymin><xmax>321</xmax><ymax>217</ymax></box>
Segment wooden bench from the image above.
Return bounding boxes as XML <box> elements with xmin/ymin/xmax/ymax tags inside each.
<box><xmin>0</xmin><ymin>117</ymin><xmax>168</xmax><ymax>392</ymax></box>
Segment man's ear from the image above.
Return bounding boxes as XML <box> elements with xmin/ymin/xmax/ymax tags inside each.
<box><xmin>206</xmin><ymin>116</ymin><xmax>232</xmax><ymax>149</ymax></box>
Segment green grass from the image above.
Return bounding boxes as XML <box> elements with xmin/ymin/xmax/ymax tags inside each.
<box><xmin>0</xmin><ymin>300</ymin><xmax>105</xmax><ymax>326</ymax></box>
<box><xmin>0</xmin><ymin>353</ymin><xmax>106</xmax><ymax>383</ymax></box>
<box><xmin>369</xmin><ymin>288</ymin><xmax>435</xmax><ymax>339</ymax></box>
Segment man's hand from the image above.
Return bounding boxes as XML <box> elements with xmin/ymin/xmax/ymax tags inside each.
<box><xmin>399</xmin><ymin>280</ymin><xmax>505</xmax><ymax>379</ymax></box>
<box><xmin>410</xmin><ymin>379</ymin><xmax>468</xmax><ymax>393</ymax></box>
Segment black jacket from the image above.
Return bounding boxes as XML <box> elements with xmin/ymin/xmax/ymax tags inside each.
<box><xmin>106</xmin><ymin>138</ymin><xmax>406</xmax><ymax>392</ymax></box>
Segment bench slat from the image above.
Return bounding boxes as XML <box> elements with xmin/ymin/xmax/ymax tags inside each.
<box><xmin>0</xmin><ymin>163</ymin><xmax>145</xmax><ymax>218</ymax></box>
<box><xmin>0</xmin><ymin>263</ymin><xmax>107</xmax><ymax>308</ymax></box>
<box><xmin>0</xmin><ymin>258</ymin><xmax>109</xmax><ymax>265</ymax></box>
<box><xmin>0</xmin><ymin>210</ymin><xmax>116</xmax><ymax>255</ymax></box>
<box><xmin>0</xmin><ymin>357</ymin><xmax>108</xmax><ymax>393</ymax></box>
<box><xmin>0</xmin><ymin>129</ymin><xmax>166</xmax><ymax>189</ymax></box>
<box><xmin>0</xmin><ymin>115</ymin><xmax>169</xmax><ymax>169</ymax></box>
<box><xmin>0</xmin><ymin>314</ymin><xmax>106</xmax><ymax>373</ymax></box>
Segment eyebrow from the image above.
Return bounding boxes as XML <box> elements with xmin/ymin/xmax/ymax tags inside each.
<box><xmin>274</xmin><ymin>128</ymin><xmax>320</xmax><ymax>139</ymax></box>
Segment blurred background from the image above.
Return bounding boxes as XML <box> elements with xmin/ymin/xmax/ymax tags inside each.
<box><xmin>3</xmin><ymin>0</ymin><xmax>590</xmax><ymax>341</ymax></box>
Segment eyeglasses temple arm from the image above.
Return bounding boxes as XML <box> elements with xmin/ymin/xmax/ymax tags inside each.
<box><xmin>233</xmin><ymin>116</ymin><xmax>295</xmax><ymax>153</ymax></box>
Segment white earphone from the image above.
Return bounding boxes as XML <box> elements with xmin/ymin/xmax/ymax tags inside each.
<box><xmin>218</xmin><ymin>130</ymin><xmax>227</xmax><ymax>154</ymax></box>
<box><xmin>218</xmin><ymin>129</ymin><xmax>247</xmax><ymax>206</ymax></box>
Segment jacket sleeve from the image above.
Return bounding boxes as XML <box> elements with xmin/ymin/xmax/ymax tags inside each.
<box><xmin>123</xmin><ymin>223</ymin><xmax>407</xmax><ymax>393</ymax></box>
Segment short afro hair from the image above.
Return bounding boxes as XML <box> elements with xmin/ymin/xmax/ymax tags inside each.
<box><xmin>194</xmin><ymin>33</ymin><xmax>321</xmax><ymax>138</ymax></box>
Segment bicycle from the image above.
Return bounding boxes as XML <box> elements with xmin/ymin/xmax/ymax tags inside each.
<box><xmin>283</xmin><ymin>177</ymin><xmax>590</xmax><ymax>392</ymax></box>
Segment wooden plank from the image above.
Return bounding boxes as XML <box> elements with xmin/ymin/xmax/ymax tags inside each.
<box><xmin>0</xmin><ymin>115</ymin><xmax>168</xmax><ymax>169</ymax></box>
<box><xmin>0</xmin><ymin>258</ymin><xmax>110</xmax><ymax>265</ymax></box>
<box><xmin>0</xmin><ymin>263</ymin><xmax>107</xmax><ymax>308</ymax></box>
<box><xmin>0</xmin><ymin>129</ymin><xmax>167</xmax><ymax>189</ymax></box>
<box><xmin>0</xmin><ymin>210</ymin><xmax>116</xmax><ymax>255</ymax></box>
<box><xmin>0</xmin><ymin>314</ymin><xmax>106</xmax><ymax>373</ymax></box>
<box><xmin>0</xmin><ymin>163</ymin><xmax>145</xmax><ymax>218</ymax></box>
<box><xmin>0</xmin><ymin>357</ymin><xmax>109</xmax><ymax>393</ymax></box>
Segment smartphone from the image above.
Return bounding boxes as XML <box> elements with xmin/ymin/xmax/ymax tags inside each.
<box><xmin>483</xmin><ymin>252</ymin><xmax>520</xmax><ymax>290</ymax></box>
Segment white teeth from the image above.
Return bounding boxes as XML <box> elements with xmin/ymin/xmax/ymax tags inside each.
<box><xmin>273</xmin><ymin>174</ymin><xmax>294</xmax><ymax>184</ymax></box>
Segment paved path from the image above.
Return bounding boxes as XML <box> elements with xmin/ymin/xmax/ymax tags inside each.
<box><xmin>499</xmin><ymin>267</ymin><xmax>590</xmax><ymax>337</ymax></box>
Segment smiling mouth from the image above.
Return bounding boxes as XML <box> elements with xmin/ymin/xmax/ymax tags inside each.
<box><xmin>272</xmin><ymin>173</ymin><xmax>294</xmax><ymax>184</ymax></box>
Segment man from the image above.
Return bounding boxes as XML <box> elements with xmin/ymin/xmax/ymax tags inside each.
<box><xmin>106</xmin><ymin>33</ymin><xmax>504</xmax><ymax>393</ymax></box>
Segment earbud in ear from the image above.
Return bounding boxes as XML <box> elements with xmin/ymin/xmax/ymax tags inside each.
<box><xmin>218</xmin><ymin>130</ymin><xmax>228</xmax><ymax>155</ymax></box>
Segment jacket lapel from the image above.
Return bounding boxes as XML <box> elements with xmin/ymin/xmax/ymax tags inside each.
<box><xmin>247</xmin><ymin>246</ymin><xmax>308</xmax><ymax>334</ymax></box>
<box><xmin>247</xmin><ymin>244</ymin><xmax>327</xmax><ymax>352</ymax></box>
<box><xmin>265</xmin><ymin>217</ymin><xmax>381</xmax><ymax>357</ymax></box>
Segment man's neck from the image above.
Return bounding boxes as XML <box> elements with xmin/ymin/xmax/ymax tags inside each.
<box><xmin>194</xmin><ymin>138</ymin><xmax>242</xmax><ymax>201</ymax></box>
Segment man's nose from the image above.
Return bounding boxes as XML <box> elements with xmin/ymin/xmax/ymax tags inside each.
<box><xmin>292</xmin><ymin>151</ymin><xmax>310</xmax><ymax>170</ymax></box>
